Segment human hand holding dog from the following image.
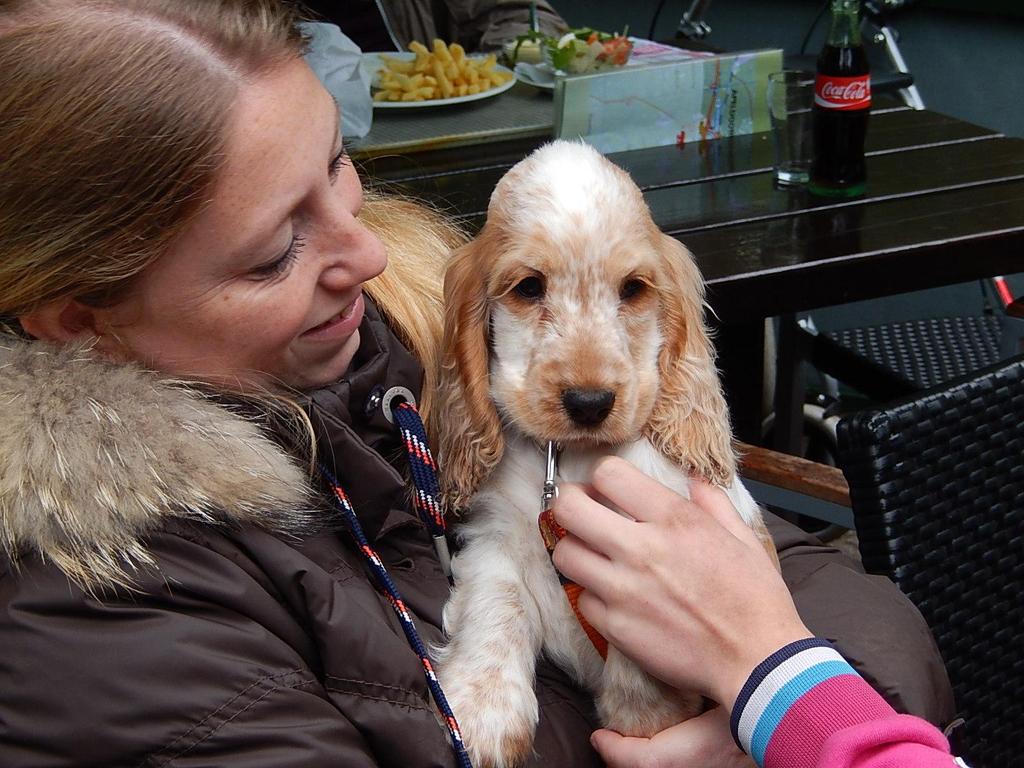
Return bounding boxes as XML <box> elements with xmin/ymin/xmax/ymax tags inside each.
<box><xmin>551</xmin><ymin>457</ymin><xmax>813</xmax><ymax>712</ymax></box>
<box><xmin>589</xmin><ymin>706</ymin><xmax>754</xmax><ymax>768</ymax></box>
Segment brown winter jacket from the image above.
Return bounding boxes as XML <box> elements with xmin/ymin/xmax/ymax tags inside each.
<box><xmin>0</xmin><ymin>301</ymin><xmax>601</xmax><ymax>767</ymax></box>
<box><xmin>0</xmin><ymin>299</ymin><xmax>953</xmax><ymax>766</ymax></box>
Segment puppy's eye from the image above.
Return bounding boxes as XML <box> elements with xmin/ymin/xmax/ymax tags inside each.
<box><xmin>620</xmin><ymin>278</ymin><xmax>646</xmax><ymax>301</ymax></box>
<box><xmin>513</xmin><ymin>276</ymin><xmax>545</xmax><ymax>301</ymax></box>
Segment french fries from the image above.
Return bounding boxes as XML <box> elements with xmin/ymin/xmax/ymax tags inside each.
<box><xmin>373</xmin><ymin>39</ymin><xmax>513</xmax><ymax>103</ymax></box>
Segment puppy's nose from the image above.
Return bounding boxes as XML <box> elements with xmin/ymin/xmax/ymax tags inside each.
<box><xmin>562</xmin><ymin>388</ymin><xmax>616</xmax><ymax>426</ymax></box>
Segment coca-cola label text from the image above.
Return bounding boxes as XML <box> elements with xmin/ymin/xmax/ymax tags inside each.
<box><xmin>815</xmin><ymin>74</ymin><xmax>871</xmax><ymax>111</ymax></box>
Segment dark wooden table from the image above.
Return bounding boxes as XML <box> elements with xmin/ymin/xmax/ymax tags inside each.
<box><xmin>355</xmin><ymin>105</ymin><xmax>1024</xmax><ymax>443</ymax></box>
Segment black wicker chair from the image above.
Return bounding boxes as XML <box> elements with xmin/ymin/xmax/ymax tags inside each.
<box><xmin>836</xmin><ymin>353</ymin><xmax>1024</xmax><ymax>768</ymax></box>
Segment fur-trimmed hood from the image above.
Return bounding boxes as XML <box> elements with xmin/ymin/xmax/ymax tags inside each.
<box><xmin>0</xmin><ymin>339</ymin><xmax>313</xmax><ymax>590</ymax></box>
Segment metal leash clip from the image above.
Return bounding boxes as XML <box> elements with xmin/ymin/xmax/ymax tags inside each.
<box><xmin>541</xmin><ymin>440</ymin><xmax>560</xmax><ymax>513</ymax></box>
<box><xmin>538</xmin><ymin>441</ymin><xmax>565</xmax><ymax>552</ymax></box>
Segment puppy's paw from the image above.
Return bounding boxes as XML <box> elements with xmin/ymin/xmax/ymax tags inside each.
<box><xmin>439</xmin><ymin>664</ymin><xmax>539</xmax><ymax>768</ymax></box>
<box><xmin>600</xmin><ymin>682</ymin><xmax>703</xmax><ymax>737</ymax></box>
<box><xmin>599</xmin><ymin>649</ymin><xmax>703</xmax><ymax>737</ymax></box>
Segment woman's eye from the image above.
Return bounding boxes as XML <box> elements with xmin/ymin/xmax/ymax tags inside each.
<box><xmin>252</xmin><ymin>235</ymin><xmax>306</xmax><ymax>279</ymax></box>
<box><xmin>513</xmin><ymin>276</ymin><xmax>545</xmax><ymax>300</ymax></box>
<box><xmin>620</xmin><ymin>278</ymin><xmax>646</xmax><ymax>301</ymax></box>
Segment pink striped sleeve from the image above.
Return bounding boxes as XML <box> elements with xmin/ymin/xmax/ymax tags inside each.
<box><xmin>765</xmin><ymin>675</ymin><xmax>956</xmax><ymax>768</ymax></box>
<box><xmin>730</xmin><ymin>639</ymin><xmax>964</xmax><ymax>768</ymax></box>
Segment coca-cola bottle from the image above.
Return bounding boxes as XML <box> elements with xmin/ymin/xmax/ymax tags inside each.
<box><xmin>809</xmin><ymin>0</ymin><xmax>871</xmax><ymax>197</ymax></box>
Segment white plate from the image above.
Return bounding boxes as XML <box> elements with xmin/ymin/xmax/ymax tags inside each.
<box><xmin>363</xmin><ymin>52</ymin><xmax>516</xmax><ymax>109</ymax></box>
<box><xmin>513</xmin><ymin>61</ymin><xmax>556</xmax><ymax>91</ymax></box>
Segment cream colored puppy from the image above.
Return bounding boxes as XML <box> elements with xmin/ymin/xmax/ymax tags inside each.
<box><xmin>434</xmin><ymin>140</ymin><xmax>775</xmax><ymax>768</ymax></box>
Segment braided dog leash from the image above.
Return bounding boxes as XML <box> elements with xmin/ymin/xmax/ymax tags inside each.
<box><xmin>392</xmin><ymin>401</ymin><xmax>453</xmax><ymax>580</ymax></box>
<box><xmin>318</xmin><ymin>399</ymin><xmax>470</xmax><ymax>768</ymax></box>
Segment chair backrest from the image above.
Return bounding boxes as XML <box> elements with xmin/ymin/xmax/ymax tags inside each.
<box><xmin>837</xmin><ymin>354</ymin><xmax>1024</xmax><ymax>768</ymax></box>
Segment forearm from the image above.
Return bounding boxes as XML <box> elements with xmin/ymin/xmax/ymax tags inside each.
<box><xmin>730</xmin><ymin>638</ymin><xmax>956</xmax><ymax>768</ymax></box>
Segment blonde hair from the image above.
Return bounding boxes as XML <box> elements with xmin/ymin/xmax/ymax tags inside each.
<box><xmin>361</xmin><ymin>193</ymin><xmax>467</xmax><ymax>420</ymax></box>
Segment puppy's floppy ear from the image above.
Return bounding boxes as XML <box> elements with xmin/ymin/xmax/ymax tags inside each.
<box><xmin>436</xmin><ymin>233</ymin><xmax>505</xmax><ymax>512</ymax></box>
<box><xmin>645</xmin><ymin>231</ymin><xmax>736</xmax><ymax>484</ymax></box>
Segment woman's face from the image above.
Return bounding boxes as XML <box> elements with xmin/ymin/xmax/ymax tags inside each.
<box><xmin>97</xmin><ymin>58</ymin><xmax>386</xmax><ymax>391</ymax></box>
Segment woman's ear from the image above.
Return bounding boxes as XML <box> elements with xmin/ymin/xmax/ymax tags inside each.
<box><xmin>435</xmin><ymin>235</ymin><xmax>505</xmax><ymax>512</ymax></box>
<box><xmin>644</xmin><ymin>232</ymin><xmax>736</xmax><ymax>484</ymax></box>
<box><xmin>18</xmin><ymin>298</ymin><xmax>102</xmax><ymax>344</ymax></box>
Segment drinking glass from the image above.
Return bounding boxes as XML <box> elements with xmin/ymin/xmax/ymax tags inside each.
<box><xmin>767</xmin><ymin>70</ymin><xmax>816</xmax><ymax>187</ymax></box>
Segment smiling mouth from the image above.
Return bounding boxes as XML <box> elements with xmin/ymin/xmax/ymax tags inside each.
<box><xmin>302</xmin><ymin>296</ymin><xmax>360</xmax><ymax>336</ymax></box>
